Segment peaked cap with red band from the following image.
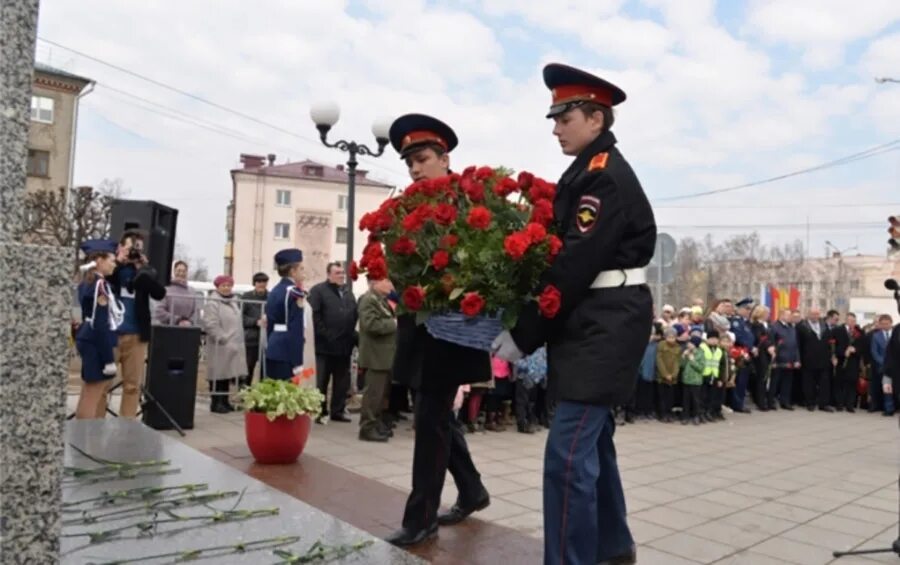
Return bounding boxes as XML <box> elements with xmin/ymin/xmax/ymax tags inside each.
<box><xmin>389</xmin><ymin>113</ymin><xmax>458</xmax><ymax>159</ymax></box>
<box><xmin>543</xmin><ymin>63</ymin><xmax>627</xmax><ymax>118</ymax></box>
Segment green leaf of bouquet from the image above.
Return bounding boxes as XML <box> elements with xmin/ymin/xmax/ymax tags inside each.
<box><xmin>448</xmin><ymin>288</ymin><xmax>464</xmax><ymax>301</ymax></box>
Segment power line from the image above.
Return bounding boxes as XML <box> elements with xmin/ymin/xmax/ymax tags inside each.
<box><xmin>38</xmin><ymin>37</ymin><xmax>408</xmax><ymax>180</ymax></box>
<box><xmin>654</xmin><ymin>140</ymin><xmax>900</xmax><ymax>202</ymax></box>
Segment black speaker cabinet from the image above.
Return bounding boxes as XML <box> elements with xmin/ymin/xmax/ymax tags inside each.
<box><xmin>144</xmin><ymin>325</ymin><xmax>201</xmax><ymax>430</ymax></box>
<box><xmin>110</xmin><ymin>199</ymin><xmax>178</xmax><ymax>286</ymax></box>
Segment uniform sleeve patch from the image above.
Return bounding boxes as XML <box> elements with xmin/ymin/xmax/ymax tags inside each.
<box><xmin>588</xmin><ymin>152</ymin><xmax>609</xmax><ymax>172</ymax></box>
<box><xmin>576</xmin><ymin>195</ymin><xmax>601</xmax><ymax>233</ymax></box>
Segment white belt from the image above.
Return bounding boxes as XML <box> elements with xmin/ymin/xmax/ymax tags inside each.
<box><xmin>273</xmin><ymin>324</ymin><xmax>287</xmax><ymax>332</ymax></box>
<box><xmin>590</xmin><ymin>268</ymin><xmax>647</xmax><ymax>289</ymax></box>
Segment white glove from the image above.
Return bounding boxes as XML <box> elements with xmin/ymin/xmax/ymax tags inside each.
<box><xmin>292</xmin><ymin>366</ymin><xmax>303</xmax><ymax>376</ymax></box>
<box><xmin>492</xmin><ymin>330</ymin><xmax>524</xmax><ymax>362</ymax></box>
<box><xmin>102</xmin><ymin>363</ymin><xmax>117</xmax><ymax>376</ymax></box>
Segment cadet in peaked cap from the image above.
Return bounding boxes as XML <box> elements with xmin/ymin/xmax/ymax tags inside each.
<box><xmin>265</xmin><ymin>248</ymin><xmax>307</xmax><ymax>381</ymax></box>
<box><xmin>492</xmin><ymin>62</ymin><xmax>655</xmax><ymax>565</ymax></box>
<box><xmin>389</xmin><ymin>113</ymin><xmax>458</xmax><ymax>158</ymax></box>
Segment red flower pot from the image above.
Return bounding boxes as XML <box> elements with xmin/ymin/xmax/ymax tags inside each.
<box><xmin>244</xmin><ymin>411</ymin><xmax>311</xmax><ymax>464</ymax></box>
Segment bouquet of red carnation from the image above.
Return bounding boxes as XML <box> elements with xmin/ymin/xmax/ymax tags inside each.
<box><xmin>355</xmin><ymin>166</ymin><xmax>560</xmax><ymax>345</ymax></box>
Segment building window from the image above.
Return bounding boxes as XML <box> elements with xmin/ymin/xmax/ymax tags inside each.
<box><xmin>274</xmin><ymin>222</ymin><xmax>290</xmax><ymax>240</ymax></box>
<box><xmin>26</xmin><ymin>149</ymin><xmax>50</xmax><ymax>177</ymax></box>
<box><xmin>336</xmin><ymin>227</ymin><xmax>348</xmax><ymax>244</ymax></box>
<box><xmin>303</xmin><ymin>165</ymin><xmax>324</xmax><ymax>177</ymax></box>
<box><xmin>337</xmin><ymin>194</ymin><xmax>348</xmax><ymax>211</ymax></box>
<box><xmin>276</xmin><ymin>189</ymin><xmax>291</xmax><ymax>206</ymax></box>
<box><xmin>850</xmin><ymin>279</ymin><xmax>860</xmax><ymax>292</ymax></box>
<box><xmin>30</xmin><ymin>96</ymin><xmax>54</xmax><ymax>123</ymax></box>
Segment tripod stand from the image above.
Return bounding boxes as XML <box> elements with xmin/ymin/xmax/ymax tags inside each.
<box><xmin>832</xmin><ymin>478</ymin><xmax>899</xmax><ymax>559</ymax></box>
<box><xmin>66</xmin><ymin>378</ymin><xmax>186</xmax><ymax>437</ymax></box>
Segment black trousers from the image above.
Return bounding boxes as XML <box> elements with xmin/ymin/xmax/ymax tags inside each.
<box><xmin>833</xmin><ymin>362</ymin><xmax>858</xmax><ymax>410</ymax></box>
<box><xmin>316</xmin><ymin>354</ymin><xmax>351</xmax><ymax>416</ymax></box>
<box><xmin>402</xmin><ymin>387</ymin><xmax>484</xmax><ymax>531</ymax></box>
<box><xmin>389</xmin><ymin>383</ymin><xmax>412</xmax><ymax>414</ymax></box>
<box><xmin>765</xmin><ymin>363</ymin><xmax>781</xmax><ymax>408</ymax></box>
<box><xmin>802</xmin><ymin>367</ymin><xmax>831</xmax><ymax>408</ymax></box>
<box><xmin>514</xmin><ymin>380</ymin><xmax>535</xmax><ymax>425</ymax></box>
<box><xmin>708</xmin><ymin>382</ymin><xmax>725</xmax><ymax>415</ymax></box>
<box><xmin>657</xmin><ymin>384</ymin><xmax>675</xmax><ymax>417</ymax></box>
<box><xmin>775</xmin><ymin>368</ymin><xmax>795</xmax><ymax>407</ymax></box>
<box><xmin>243</xmin><ymin>343</ymin><xmax>260</xmax><ymax>387</ymax></box>
<box><xmin>752</xmin><ymin>358</ymin><xmax>770</xmax><ymax>408</ymax></box>
<box><xmin>682</xmin><ymin>385</ymin><xmax>702</xmax><ymax>419</ymax></box>
<box><xmin>635</xmin><ymin>380</ymin><xmax>655</xmax><ymax>415</ymax></box>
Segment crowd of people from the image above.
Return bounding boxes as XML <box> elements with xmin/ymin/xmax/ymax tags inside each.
<box><xmin>631</xmin><ymin>298</ymin><xmax>898</xmax><ymax>424</ymax></box>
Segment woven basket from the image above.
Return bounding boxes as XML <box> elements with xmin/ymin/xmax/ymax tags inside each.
<box><xmin>424</xmin><ymin>312</ymin><xmax>503</xmax><ymax>352</ymax></box>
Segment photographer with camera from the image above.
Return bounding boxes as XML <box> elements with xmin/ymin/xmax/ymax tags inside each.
<box><xmin>106</xmin><ymin>230</ymin><xmax>166</xmax><ymax>418</ymax></box>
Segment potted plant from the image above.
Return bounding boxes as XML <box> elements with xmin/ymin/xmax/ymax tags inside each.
<box><xmin>239</xmin><ymin>375</ymin><xmax>323</xmax><ymax>464</ymax></box>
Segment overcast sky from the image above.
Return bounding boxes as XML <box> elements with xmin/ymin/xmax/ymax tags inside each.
<box><xmin>36</xmin><ymin>0</ymin><xmax>900</xmax><ymax>276</ymax></box>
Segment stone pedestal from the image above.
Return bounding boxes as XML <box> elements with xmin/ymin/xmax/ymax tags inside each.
<box><xmin>0</xmin><ymin>244</ymin><xmax>71</xmax><ymax>563</ymax></box>
<box><xmin>1</xmin><ymin>0</ymin><xmax>72</xmax><ymax>562</ymax></box>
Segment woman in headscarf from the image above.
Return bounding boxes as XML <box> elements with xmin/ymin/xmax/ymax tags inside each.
<box><xmin>202</xmin><ymin>275</ymin><xmax>247</xmax><ymax>413</ymax></box>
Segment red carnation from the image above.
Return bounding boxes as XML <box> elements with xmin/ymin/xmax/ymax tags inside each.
<box><xmin>525</xmin><ymin>222</ymin><xmax>547</xmax><ymax>244</ymax></box>
<box><xmin>461</xmin><ymin>177</ymin><xmax>485</xmax><ymax>202</ymax></box>
<box><xmin>402</xmin><ymin>285</ymin><xmax>426</xmax><ymax>311</ymax></box>
<box><xmin>432</xmin><ymin>175</ymin><xmax>452</xmax><ymax>192</ymax></box>
<box><xmin>461</xmin><ymin>165</ymin><xmax>476</xmax><ymax>178</ymax></box>
<box><xmin>431</xmin><ymin>250</ymin><xmax>450</xmax><ymax>271</ymax></box>
<box><xmin>367</xmin><ymin>257</ymin><xmax>388</xmax><ymax>280</ymax></box>
<box><xmin>547</xmin><ymin>235</ymin><xmax>562</xmax><ymax>258</ymax></box>
<box><xmin>528</xmin><ymin>179</ymin><xmax>556</xmax><ymax>202</ymax></box>
<box><xmin>517</xmin><ymin>171</ymin><xmax>534</xmax><ymax>190</ymax></box>
<box><xmin>474</xmin><ymin>166</ymin><xmax>494</xmax><ymax>181</ymax></box>
<box><xmin>439</xmin><ymin>234</ymin><xmax>459</xmax><ymax>249</ymax></box>
<box><xmin>367</xmin><ymin>233</ymin><xmax>380</xmax><ymax>244</ymax></box>
<box><xmin>530</xmin><ymin>199</ymin><xmax>554</xmax><ymax>227</ymax></box>
<box><xmin>391</xmin><ymin>236</ymin><xmax>417</xmax><ymax>256</ymax></box>
<box><xmin>467</xmin><ymin>206</ymin><xmax>492</xmax><ymax>230</ymax></box>
<box><xmin>503</xmin><ymin>232</ymin><xmax>531</xmax><ymax>261</ymax></box>
<box><xmin>349</xmin><ymin>261</ymin><xmax>359</xmax><ymax>281</ymax></box>
<box><xmin>358</xmin><ymin>212</ymin><xmax>374</xmax><ymax>231</ymax></box>
<box><xmin>402</xmin><ymin>211</ymin><xmax>426</xmax><ymax>233</ymax></box>
<box><xmin>538</xmin><ymin>285</ymin><xmax>562</xmax><ymax>319</ymax></box>
<box><xmin>360</xmin><ymin>241</ymin><xmax>384</xmax><ymax>268</ymax></box>
<box><xmin>460</xmin><ymin>292</ymin><xmax>486</xmax><ymax>317</ymax></box>
<box><xmin>493</xmin><ymin>177</ymin><xmax>518</xmax><ymax>198</ymax></box>
<box><xmin>434</xmin><ymin>203</ymin><xmax>458</xmax><ymax>226</ymax></box>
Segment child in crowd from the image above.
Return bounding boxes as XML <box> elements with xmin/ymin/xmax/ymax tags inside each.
<box><xmin>712</xmin><ymin>333</ymin><xmax>737</xmax><ymax>421</ymax></box>
<box><xmin>681</xmin><ymin>332</ymin><xmax>705</xmax><ymax>425</ymax></box>
<box><xmin>656</xmin><ymin>328</ymin><xmax>681</xmax><ymax>422</ymax></box>
<box><xmin>699</xmin><ymin>329</ymin><xmax>722</xmax><ymax>422</ymax></box>
<box><xmin>637</xmin><ymin>326</ymin><xmax>661</xmax><ymax>419</ymax></box>
<box><xmin>514</xmin><ymin>346</ymin><xmax>546</xmax><ymax>434</ymax></box>
<box><xmin>486</xmin><ymin>355</ymin><xmax>512</xmax><ymax>431</ymax></box>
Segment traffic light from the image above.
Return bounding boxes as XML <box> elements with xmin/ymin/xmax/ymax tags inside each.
<box><xmin>890</xmin><ymin>215</ymin><xmax>900</xmax><ymax>256</ymax></box>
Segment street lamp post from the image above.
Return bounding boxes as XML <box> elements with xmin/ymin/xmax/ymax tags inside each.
<box><xmin>310</xmin><ymin>102</ymin><xmax>391</xmax><ymax>288</ymax></box>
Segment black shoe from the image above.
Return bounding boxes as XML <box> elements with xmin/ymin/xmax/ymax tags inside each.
<box><xmin>819</xmin><ymin>406</ymin><xmax>835</xmax><ymax>413</ymax></box>
<box><xmin>437</xmin><ymin>491</ymin><xmax>490</xmax><ymax>526</ymax></box>
<box><xmin>681</xmin><ymin>419</ymin><xmax>690</xmax><ymax>425</ymax></box>
<box><xmin>359</xmin><ymin>428</ymin><xmax>390</xmax><ymax>443</ymax></box>
<box><xmin>385</xmin><ymin>524</ymin><xmax>438</xmax><ymax>547</ymax></box>
<box><xmin>377</xmin><ymin>423</ymin><xmax>394</xmax><ymax>438</ymax></box>
<box><xmin>599</xmin><ymin>546</ymin><xmax>638</xmax><ymax>565</ymax></box>
<box><xmin>783</xmin><ymin>404</ymin><xmax>794</xmax><ymax>411</ymax></box>
<box><xmin>517</xmin><ymin>422</ymin><xmax>535</xmax><ymax>434</ymax></box>
<box><xmin>210</xmin><ymin>401</ymin><xmax>230</xmax><ymax>414</ymax></box>
<box><xmin>624</xmin><ymin>414</ymin><xmax>635</xmax><ymax>424</ymax></box>
<box><xmin>846</xmin><ymin>407</ymin><xmax>856</xmax><ymax>413</ymax></box>
<box><xmin>807</xmin><ymin>405</ymin><xmax>816</xmax><ymax>412</ymax></box>
<box><xmin>330</xmin><ymin>414</ymin><xmax>353</xmax><ymax>423</ymax></box>
<box><xmin>735</xmin><ymin>406</ymin><xmax>752</xmax><ymax>414</ymax></box>
<box><xmin>692</xmin><ymin>417</ymin><xmax>701</xmax><ymax>425</ymax></box>
<box><xmin>883</xmin><ymin>412</ymin><xmax>896</xmax><ymax>417</ymax></box>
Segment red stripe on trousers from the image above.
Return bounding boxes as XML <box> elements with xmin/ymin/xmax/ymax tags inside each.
<box><xmin>559</xmin><ymin>407</ymin><xmax>591</xmax><ymax>565</ymax></box>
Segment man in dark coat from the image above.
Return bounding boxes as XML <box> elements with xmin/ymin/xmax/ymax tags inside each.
<box><xmin>832</xmin><ymin>313</ymin><xmax>862</xmax><ymax>412</ymax></box>
<box><xmin>796</xmin><ymin>307</ymin><xmax>834</xmax><ymax>411</ymax></box>
<box><xmin>241</xmin><ymin>271</ymin><xmax>269</xmax><ymax>387</ymax></box>
<box><xmin>771</xmin><ymin>308</ymin><xmax>800</xmax><ymax>410</ymax></box>
<box><xmin>384</xmin><ymin>114</ymin><xmax>491</xmax><ymax>547</ymax></box>
<box><xmin>308</xmin><ymin>262</ymin><xmax>358</xmax><ymax>423</ymax></box>
<box><xmin>494</xmin><ymin>63</ymin><xmax>655</xmax><ymax>565</ymax></box>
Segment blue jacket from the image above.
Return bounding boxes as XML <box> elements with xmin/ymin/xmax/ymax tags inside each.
<box><xmin>730</xmin><ymin>315</ymin><xmax>756</xmax><ymax>349</ymax></box>
<box><xmin>639</xmin><ymin>341</ymin><xmax>658</xmax><ymax>382</ymax></box>
<box><xmin>872</xmin><ymin>328</ymin><xmax>892</xmax><ymax>369</ymax></box>
<box><xmin>771</xmin><ymin>321</ymin><xmax>799</xmax><ymax>366</ymax></box>
<box><xmin>76</xmin><ymin>278</ymin><xmax>119</xmax><ymax>380</ymax></box>
<box><xmin>265</xmin><ymin>277</ymin><xmax>306</xmax><ymax>369</ymax></box>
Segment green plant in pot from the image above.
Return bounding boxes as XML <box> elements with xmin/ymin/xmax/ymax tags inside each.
<box><xmin>239</xmin><ymin>378</ymin><xmax>324</xmax><ymax>464</ymax></box>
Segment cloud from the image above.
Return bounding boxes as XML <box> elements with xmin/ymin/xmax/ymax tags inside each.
<box><xmin>34</xmin><ymin>0</ymin><xmax>900</xmax><ymax>272</ymax></box>
<box><xmin>744</xmin><ymin>0</ymin><xmax>900</xmax><ymax>68</ymax></box>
